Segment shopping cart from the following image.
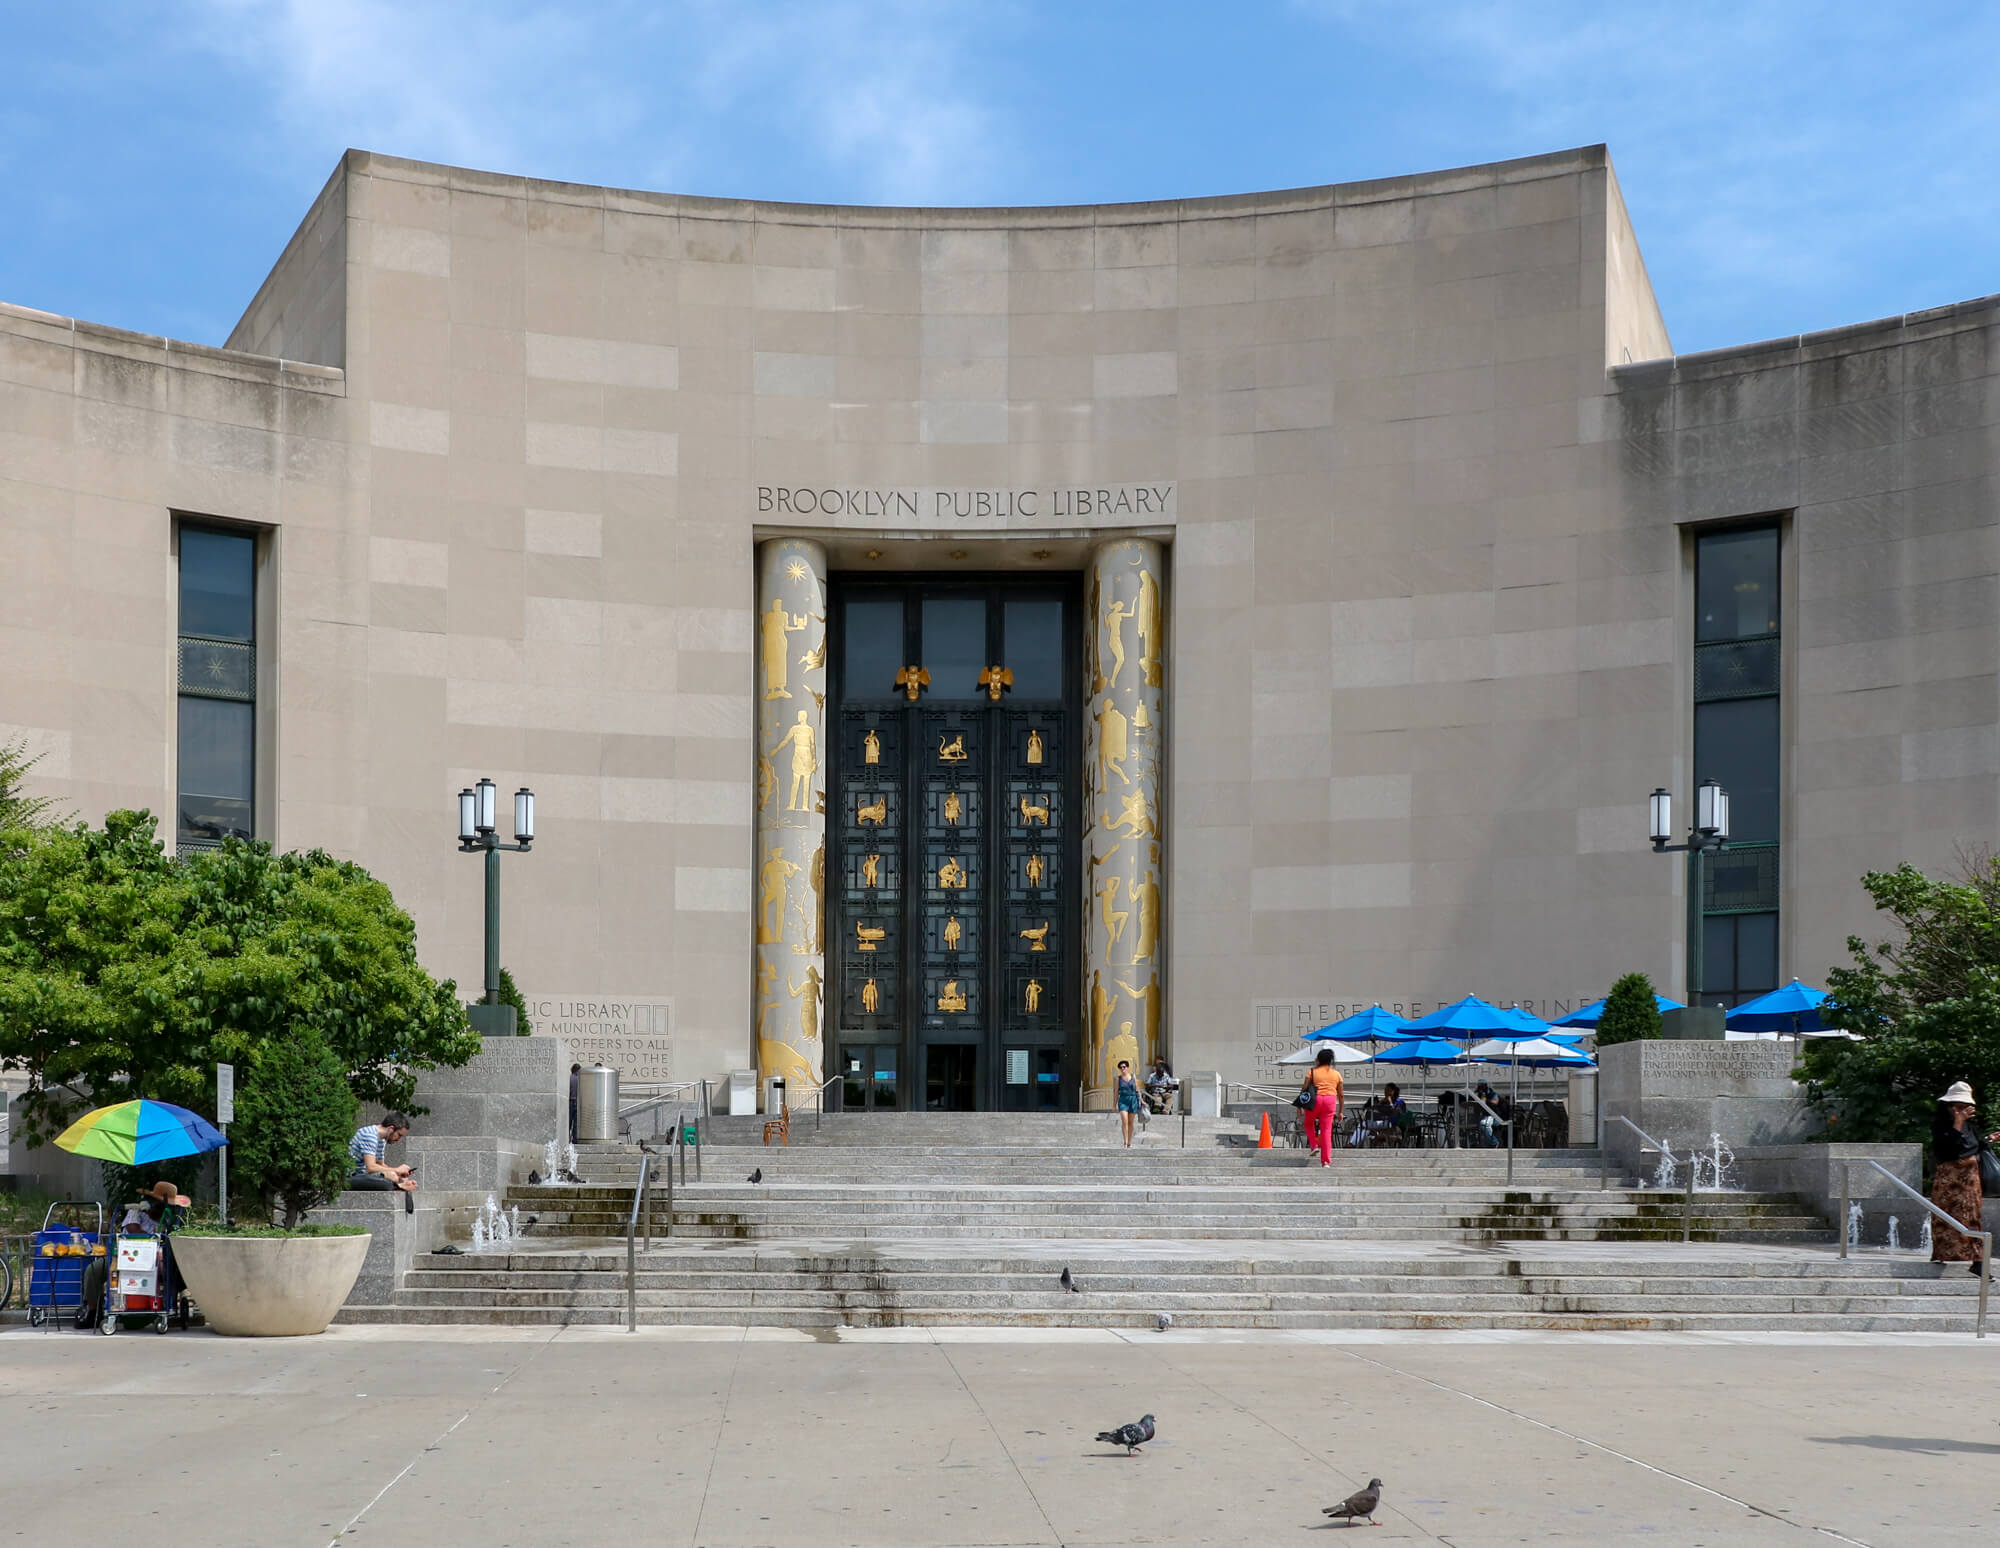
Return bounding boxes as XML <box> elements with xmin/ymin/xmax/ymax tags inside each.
<box><xmin>99</xmin><ymin>1230</ymin><xmax>190</xmax><ymax>1335</ymax></box>
<box><xmin>26</xmin><ymin>1201</ymin><xmax>104</xmax><ymax>1329</ymax></box>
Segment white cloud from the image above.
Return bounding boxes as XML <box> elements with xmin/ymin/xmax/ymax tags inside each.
<box><xmin>178</xmin><ymin>0</ymin><xmax>1009</xmax><ymax>205</ymax></box>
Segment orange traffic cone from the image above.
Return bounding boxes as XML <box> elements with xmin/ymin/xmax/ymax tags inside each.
<box><xmin>1257</xmin><ymin>1111</ymin><xmax>1273</xmax><ymax>1149</ymax></box>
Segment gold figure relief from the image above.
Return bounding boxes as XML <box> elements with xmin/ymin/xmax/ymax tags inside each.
<box><xmin>788</xmin><ymin>965</ymin><xmax>823</xmax><ymax>1043</ymax></box>
<box><xmin>1026</xmin><ymin>727</ymin><xmax>1044</xmax><ymax>765</ymax></box>
<box><xmin>938</xmin><ymin>857</ymin><xmax>967</xmax><ymax>890</ymax></box>
<box><xmin>1130</xmin><ymin>877</ymin><xmax>1160</xmax><ymax>963</ymax></box>
<box><xmin>800</xmin><ymin>638</ymin><xmax>827</xmax><ymax>673</ymax></box>
<box><xmin>1116</xmin><ymin>977</ymin><xmax>1163</xmax><ymax>1066</ymax></box>
<box><xmin>754</xmin><ymin>957</ymin><xmax>778</xmax><ymax>1039</ymax></box>
<box><xmin>895</xmin><ymin>665</ymin><xmax>930</xmax><ymax>701</ymax></box>
<box><xmin>856</xmin><ymin>921</ymin><xmax>885</xmax><ymax>952</ymax></box>
<box><xmin>937</xmin><ymin>732</ymin><xmax>968</xmax><ymax>764</ymax></box>
<box><xmin>861</xmin><ymin>977</ymin><xmax>880</xmax><ymax>1014</ymax></box>
<box><xmin>756</xmin><ymin>751</ymin><xmax>775</xmax><ymax>811</ymax></box>
<box><xmin>1019</xmin><ymin>794</ymin><xmax>1050</xmax><ymax>826</ymax></box>
<box><xmin>1094</xmin><ymin>697</ymin><xmax>1131</xmax><ymax>787</ymax></box>
<box><xmin>1132</xmin><ymin>560</ymin><xmax>1162</xmax><ymax>686</ymax></box>
<box><xmin>1101</xmin><ymin>789</ymin><xmax>1154</xmax><ymax>839</ymax></box>
<box><xmin>1132</xmin><ymin>700</ymin><xmax>1152</xmax><ymax>730</ymax></box>
<box><xmin>1025</xmin><ymin>853</ymin><xmax>1046</xmax><ymax>888</ymax></box>
<box><xmin>861</xmin><ymin>853</ymin><xmax>881</xmax><ymax>889</ymax></box>
<box><xmin>937</xmin><ymin>979</ymin><xmax>967</xmax><ymax>1014</ymax></box>
<box><xmin>978</xmin><ymin>664</ymin><xmax>1013</xmax><ymax>701</ymax></box>
<box><xmin>809</xmin><ymin>841</ymin><xmax>826</xmax><ymax>954</ymax></box>
<box><xmin>760</xmin><ymin>597</ymin><xmax>807</xmax><ymax>700</ymax></box>
<box><xmin>1019</xmin><ymin>920</ymin><xmax>1050</xmax><ymax>952</ymax></box>
<box><xmin>943</xmin><ymin>790</ymin><xmax>963</xmax><ymax>826</ymax></box>
<box><xmin>1103</xmin><ymin>595</ymin><xmax>1134</xmax><ymax>688</ymax></box>
<box><xmin>1024</xmin><ymin>978</ymin><xmax>1043</xmax><ymax>1013</ymax></box>
<box><xmin>856</xmin><ymin>793</ymin><xmax>888</xmax><ymax>826</ymax></box>
<box><xmin>1096</xmin><ymin>875</ymin><xmax>1129</xmax><ymax>954</ymax></box>
<box><xmin>756</xmin><ymin>847</ymin><xmax>801</xmax><ymax>945</ymax></box>
<box><xmin>943</xmin><ymin>914</ymin><xmax>962</xmax><ymax>951</ymax></box>
<box><xmin>772</xmin><ymin>711</ymin><xmax>818</xmax><ymax>812</ymax></box>
<box><xmin>863</xmin><ymin>727</ymin><xmax>881</xmax><ymax>765</ymax></box>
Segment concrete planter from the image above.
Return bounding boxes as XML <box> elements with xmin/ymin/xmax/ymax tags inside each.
<box><xmin>172</xmin><ymin>1232</ymin><xmax>371</xmax><ymax>1336</ymax></box>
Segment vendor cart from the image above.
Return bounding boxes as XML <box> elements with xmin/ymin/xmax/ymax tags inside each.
<box><xmin>26</xmin><ymin>1201</ymin><xmax>104</xmax><ymax>1329</ymax></box>
<box><xmin>99</xmin><ymin>1229</ymin><xmax>190</xmax><ymax>1335</ymax></box>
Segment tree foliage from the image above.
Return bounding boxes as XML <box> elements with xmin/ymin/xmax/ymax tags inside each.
<box><xmin>1800</xmin><ymin>854</ymin><xmax>2000</xmax><ymax>1144</ymax></box>
<box><xmin>1594</xmin><ymin>972</ymin><xmax>1663</xmax><ymax>1046</ymax></box>
<box><xmin>0</xmin><ymin>811</ymin><xmax>479</xmax><ymax>1149</ymax></box>
<box><xmin>0</xmin><ymin>738</ymin><xmax>60</xmax><ymax>831</ymax></box>
<box><xmin>497</xmin><ymin>966</ymin><xmax>534</xmax><ymax>1037</ymax></box>
<box><xmin>230</xmin><ymin>1029</ymin><xmax>359</xmax><ymax>1228</ymax></box>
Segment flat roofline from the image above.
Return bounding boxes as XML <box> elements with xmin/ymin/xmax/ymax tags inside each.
<box><xmin>1611</xmin><ymin>293</ymin><xmax>2000</xmax><ymax>385</ymax></box>
<box><xmin>347</xmin><ymin>143</ymin><xmax>1610</xmax><ymax>226</ymax></box>
<box><xmin>0</xmin><ymin>299</ymin><xmax>345</xmax><ymax>389</ymax></box>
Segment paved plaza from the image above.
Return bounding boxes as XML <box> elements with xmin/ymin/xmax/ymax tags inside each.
<box><xmin>4</xmin><ymin>1323</ymin><xmax>1996</xmax><ymax>1547</ymax></box>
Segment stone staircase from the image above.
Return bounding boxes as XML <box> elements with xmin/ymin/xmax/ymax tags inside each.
<box><xmin>336</xmin><ymin>1119</ymin><xmax>1989</xmax><ymax>1332</ymax></box>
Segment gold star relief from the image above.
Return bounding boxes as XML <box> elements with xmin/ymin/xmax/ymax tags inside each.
<box><xmin>785</xmin><ymin>559</ymin><xmax>808</xmax><ymax>583</ymax></box>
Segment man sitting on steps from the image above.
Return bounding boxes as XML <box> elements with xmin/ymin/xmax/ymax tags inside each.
<box><xmin>347</xmin><ymin>1112</ymin><xmax>417</xmax><ymax>1213</ymax></box>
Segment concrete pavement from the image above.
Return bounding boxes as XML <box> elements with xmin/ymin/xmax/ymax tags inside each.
<box><xmin>5</xmin><ymin>1323</ymin><xmax>1998</xmax><ymax>1545</ymax></box>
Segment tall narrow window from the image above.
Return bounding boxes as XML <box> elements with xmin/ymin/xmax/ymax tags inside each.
<box><xmin>1692</xmin><ymin>523</ymin><xmax>1779</xmax><ymax>1007</ymax></box>
<box><xmin>177</xmin><ymin>526</ymin><xmax>257</xmax><ymax>850</ymax></box>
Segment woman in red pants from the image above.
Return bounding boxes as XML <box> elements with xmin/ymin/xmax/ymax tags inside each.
<box><xmin>1298</xmin><ymin>1048</ymin><xmax>1345</xmax><ymax>1167</ymax></box>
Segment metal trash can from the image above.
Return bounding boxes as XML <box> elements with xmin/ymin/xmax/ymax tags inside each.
<box><xmin>575</xmin><ymin>1064</ymin><xmax>620</xmax><ymax>1143</ymax></box>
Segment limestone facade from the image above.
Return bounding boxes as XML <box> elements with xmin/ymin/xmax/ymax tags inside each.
<box><xmin>1</xmin><ymin>144</ymin><xmax>1994</xmax><ymax>1093</ymax></box>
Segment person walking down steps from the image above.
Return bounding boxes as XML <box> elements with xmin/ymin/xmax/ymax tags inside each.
<box><xmin>1931</xmin><ymin>1081</ymin><xmax>2000</xmax><ymax>1278</ymax></box>
<box><xmin>1299</xmin><ymin>1048</ymin><xmax>1344</xmax><ymax>1168</ymax></box>
<box><xmin>1115</xmin><ymin>1060</ymin><xmax>1143</xmax><ymax>1148</ymax></box>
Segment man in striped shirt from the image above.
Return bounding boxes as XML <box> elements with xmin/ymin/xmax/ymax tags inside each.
<box><xmin>347</xmin><ymin>1112</ymin><xmax>415</xmax><ymax>1212</ymax></box>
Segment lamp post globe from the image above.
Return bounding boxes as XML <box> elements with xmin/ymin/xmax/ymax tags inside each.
<box><xmin>455</xmin><ymin>776</ymin><xmax>537</xmax><ymax>1036</ymax></box>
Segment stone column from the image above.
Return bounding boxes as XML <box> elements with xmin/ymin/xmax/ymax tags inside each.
<box><xmin>752</xmin><ymin>538</ymin><xmax>829</xmax><ymax>1107</ymax></box>
<box><xmin>1082</xmin><ymin>537</ymin><xmax>1166</xmax><ymax>1107</ymax></box>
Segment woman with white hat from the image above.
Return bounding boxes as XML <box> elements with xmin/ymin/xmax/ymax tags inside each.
<box><xmin>1930</xmin><ymin>1082</ymin><xmax>1998</xmax><ymax>1277</ymax></box>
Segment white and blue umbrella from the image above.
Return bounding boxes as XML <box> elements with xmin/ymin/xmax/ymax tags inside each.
<box><xmin>1277</xmin><ymin>1041</ymin><xmax>1372</xmax><ymax>1065</ymax></box>
<box><xmin>1725</xmin><ymin>979</ymin><xmax>1831</xmax><ymax>1036</ymax></box>
<box><xmin>1466</xmin><ymin>1036</ymin><xmax>1596</xmax><ymax>1068</ymax></box>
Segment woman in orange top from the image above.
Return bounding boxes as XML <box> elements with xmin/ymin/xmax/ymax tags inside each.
<box><xmin>1299</xmin><ymin>1048</ymin><xmax>1344</xmax><ymax>1167</ymax></box>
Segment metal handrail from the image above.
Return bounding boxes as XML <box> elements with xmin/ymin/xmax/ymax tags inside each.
<box><xmin>620</xmin><ymin>1082</ymin><xmax>705</xmax><ymax>1119</ymax></box>
<box><xmin>1600</xmin><ymin>1112</ymin><xmax>1697</xmax><ymax>1241</ymax></box>
<box><xmin>1840</xmin><ymin>1158</ymin><xmax>1988</xmax><ymax>1338</ymax></box>
<box><xmin>794</xmin><ymin>1074</ymin><xmax>840</xmax><ymax>1130</ymax></box>
<box><xmin>625</xmin><ymin>1151</ymin><xmax>651</xmax><ymax>1333</ymax></box>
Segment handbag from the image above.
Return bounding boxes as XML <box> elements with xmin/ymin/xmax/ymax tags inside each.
<box><xmin>1292</xmin><ymin>1086</ymin><xmax>1316</xmax><ymax>1110</ymax></box>
<box><xmin>1980</xmin><ymin>1146</ymin><xmax>2000</xmax><ymax>1198</ymax></box>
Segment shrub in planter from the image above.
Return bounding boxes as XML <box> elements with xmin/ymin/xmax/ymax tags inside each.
<box><xmin>232</xmin><ymin>1029</ymin><xmax>358</xmax><ymax>1227</ymax></box>
<box><xmin>1595</xmin><ymin>972</ymin><xmax>1664</xmax><ymax>1046</ymax></box>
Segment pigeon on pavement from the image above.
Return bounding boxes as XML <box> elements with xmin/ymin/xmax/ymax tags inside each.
<box><xmin>749</xmin><ymin>1168</ymin><xmax>763</xmax><ymax>1184</ymax></box>
<box><xmin>527</xmin><ymin>1169</ymin><xmax>541</xmax><ymax>1185</ymax></box>
<box><xmin>1322</xmin><ymin>1479</ymin><xmax>1382</xmax><ymax>1526</ymax></box>
<box><xmin>1095</xmin><ymin>1414</ymin><xmax>1155</xmax><ymax>1455</ymax></box>
<box><xmin>1060</xmin><ymin>1266</ymin><xmax>1079</xmax><ymax>1292</ymax></box>
<box><xmin>1155</xmin><ymin>1312</ymin><xmax>1173</xmax><ymax>1331</ymax></box>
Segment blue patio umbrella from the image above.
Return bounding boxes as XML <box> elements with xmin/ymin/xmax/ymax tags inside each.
<box><xmin>1365</xmin><ymin>1038</ymin><xmax>1467</xmax><ymax>1066</ymax></box>
<box><xmin>1402</xmin><ymin>995</ymin><xmax>1523</xmax><ymax>1036</ymax></box>
<box><xmin>1303</xmin><ymin>1005</ymin><xmax>1412</xmax><ymax>1043</ymax></box>
<box><xmin>1724</xmin><ymin>978</ymin><xmax>1830</xmax><ymax>1035</ymax></box>
<box><xmin>1552</xmin><ymin>992</ymin><xmax>1684</xmax><ymax>1029</ymax></box>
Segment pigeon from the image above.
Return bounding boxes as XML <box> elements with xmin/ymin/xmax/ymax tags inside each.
<box><xmin>1322</xmin><ymin>1479</ymin><xmax>1382</xmax><ymax>1526</ymax></box>
<box><xmin>1095</xmin><ymin>1414</ymin><xmax>1154</xmax><ymax>1455</ymax></box>
<box><xmin>432</xmin><ymin>1244</ymin><xmax>463</xmax><ymax>1255</ymax></box>
<box><xmin>638</xmin><ymin>1139</ymin><xmax>660</xmax><ymax>1155</ymax></box>
<box><xmin>749</xmin><ymin>1168</ymin><xmax>763</xmax><ymax>1184</ymax></box>
<box><xmin>527</xmin><ymin>1169</ymin><xmax>541</xmax><ymax>1185</ymax></box>
<box><xmin>1155</xmin><ymin>1312</ymin><xmax>1173</xmax><ymax>1332</ymax></box>
<box><xmin>1060</xmin><ymin>1266</ymin><xmax>1079</xmax><ymax>1292</ymax></box>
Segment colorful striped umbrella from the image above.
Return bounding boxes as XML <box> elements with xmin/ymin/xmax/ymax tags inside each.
<box><xmin>54</xmin><ymin>1100</ymin><xmax>228</xmax><ymax>1166</ymax></box>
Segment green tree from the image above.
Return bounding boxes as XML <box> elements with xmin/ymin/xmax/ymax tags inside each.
<box><xmin>230</xmin><ymin>1029</ymin><xmax>358</xmax><ymax>1227</ymax></box>
<box><xmin>1594</xmin><ymin>972</ymin><xmax>1664</xmax><ymax>1046</ymax></box>
<box><xmin>1800</xmin><ymin>854</ymin><xmax>2000</xmax><ymax>1144</ymax></box>
<box><xmin>0</xmin><ymin>811</ymin><xmax>479</xmax><ymax>1149</ymax></box>
<box><xmin>497</xmin><ymin>967</ymin><xmax>534</xmax><ymax>1036</ymax></box>
<box><xmin>0</xmin><ymin>738</ymin><xmax>60</xmax><ymax>831</ymax></box>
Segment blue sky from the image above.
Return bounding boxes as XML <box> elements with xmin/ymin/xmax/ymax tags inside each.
<box><xmin>5</xmin><ymin>2</ymin><xmax>1995</xmax><ymax>355</ymax></box>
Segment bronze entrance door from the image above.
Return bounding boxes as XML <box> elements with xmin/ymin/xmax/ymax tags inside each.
<box><xmin>828</xmin><ymin>578</ymin><xmax>1080</xmax><ymax>1111</ymax></box>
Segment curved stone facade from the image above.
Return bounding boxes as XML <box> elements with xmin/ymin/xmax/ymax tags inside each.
<box><xmin>1</xmin><ymin>144</ymin><xmax>1994</xmax><ymax>1097</ymax></box>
